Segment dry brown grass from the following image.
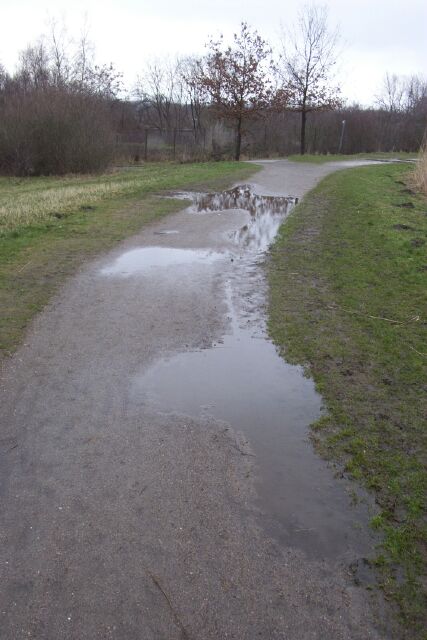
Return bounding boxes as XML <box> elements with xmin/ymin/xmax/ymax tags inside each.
<box><xmin>0</xmin><ymin>176</ymin><xmax>154</xmax><ymax>233</ymax></box>
<box><xmin>412</xmin><ymin>140</ymin><xmax>427</xmax><ymax>196</ymax></box>
<box><xmin>0</xmin><ymin>161</ymin><xmax>256</xmax><ymax>236</ymax></box>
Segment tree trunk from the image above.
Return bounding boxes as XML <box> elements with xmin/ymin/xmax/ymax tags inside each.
<box><xmin>235</xmin><ymin>117</ymin><xmax>242</xmax><ymax>161</ymax></box>
<box><xmin>300</xmin><ymin>109</ymin><xmax>307</xmax><ymax>155</ymax></box>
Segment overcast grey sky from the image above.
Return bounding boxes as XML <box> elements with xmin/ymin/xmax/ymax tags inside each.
<box><xmin>1</xmin><ymin>0</ymin><xmax>426</xmax><ymax>105</ymax></box>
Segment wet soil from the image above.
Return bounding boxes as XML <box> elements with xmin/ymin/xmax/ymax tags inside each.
<box><xmin>0</xmin><ymin>160</ymin><xmax>388</xmax><ymax>639</ymax></box>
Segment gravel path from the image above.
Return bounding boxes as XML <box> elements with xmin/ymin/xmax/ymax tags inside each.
<box><xmin>0</xmin><ymin>160</ymin><xmax>388</xmax><ymax>639</ymax></box>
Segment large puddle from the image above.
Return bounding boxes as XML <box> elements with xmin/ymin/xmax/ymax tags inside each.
<box><xmin>104</xmin><ymin>185</ymin><xmax>376</xmax><ymax>561</ymax></box>
<box><xmin>101</xmin><ymin>186</ymin><xmax>296</xmax><ymax>276</ymax></box>
<box><xmin>131</xmin><ymin>285</ymin><xmax>376</xmax><ymax>561</ymax></box>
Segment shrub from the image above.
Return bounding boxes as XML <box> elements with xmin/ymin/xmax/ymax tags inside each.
<box><xmin>0</xmin><ymin>85</ymin><xmax>115</xmax><ymax>176</ymax></box>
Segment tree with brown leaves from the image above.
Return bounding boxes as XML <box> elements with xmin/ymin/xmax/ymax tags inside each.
<box><xmin>196</xmin><ymin>22</ymin><xmax>274</xmax><ymax>160</ymax></box>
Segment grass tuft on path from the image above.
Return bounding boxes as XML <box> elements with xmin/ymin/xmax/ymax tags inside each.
<box><xmin>268</xmin><ymin>162</ymin><xmax>427</xmax><ymax>635</ymax></box>
<box><xmin>0</xmin><ymin>162</ymin><xmax>258</xmax><ymax>363</ymax></box>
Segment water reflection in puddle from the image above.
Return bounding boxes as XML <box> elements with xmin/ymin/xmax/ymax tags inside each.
<box><xmin>131</xmin><ymin>286</ymin><xmax>375</xmax><ymax>560</ymax></box>
<box><xmin>101</xmin><ymin>247</ymin><xmax>226</xmax><ymax>276</ymax></box>
<box><xmin>193</xmin><ymin>185</ymin><xmax>297</xmax><ymax>216</ymax></box>
<box><xmin>174</xmin><ymin>185</ymin><xmax>298</xmax><ymax>253</ymax></box>
<box><xmin>232</xmin><ymin>213</ymin><xmax>285</xmax><ymax>252</ymax></box>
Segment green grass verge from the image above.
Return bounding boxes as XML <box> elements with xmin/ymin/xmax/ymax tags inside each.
<box><xmin>288</xmin><ymin>152</ymin><xmax>418</xmax><ymax>164</ymax></box>
<box><xmin>268</xmin><ymin>163</ymin><xmax>427</xmax><ymax>635</ymax></box>
<box><xmin>0</xmin><ymin>161</ymin><xmax>259</xmax><ymax>362</ymax></box>
<box><xmin>0</xmin><ymin>162</ymin><xmax>258</xmax><ymax>235</ymax></box>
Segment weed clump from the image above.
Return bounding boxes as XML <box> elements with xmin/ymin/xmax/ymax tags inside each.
<box><xmin>412</xmin><ymin>139</ymin><xmax>427</xmax><ymax>196</ymax></box>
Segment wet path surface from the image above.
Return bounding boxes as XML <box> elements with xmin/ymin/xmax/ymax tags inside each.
<box><xmin>0</xmin><ymin>160</ymin><xmax>387</xmax><ymax>639</ymax></box>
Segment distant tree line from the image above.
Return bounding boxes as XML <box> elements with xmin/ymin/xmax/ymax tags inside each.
<box><xmin>0</xmin><ymin>8</ymin><xmax>426</xmax><ymax>175</ymax></box>
<box><xmin>121</xmin><ymin>58</ymin><xmax>427</xmax><ymax>161</ymax></box>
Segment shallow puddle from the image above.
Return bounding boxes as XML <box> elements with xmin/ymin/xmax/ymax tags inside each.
<box><xmin>192</xmin><ymin>185</ymin><xmax>297</xmax><ymax>216</ymax></box>
<box><xmin>175</xmin><ymin>185</ymin><xmax>298</xmax><ymax>253</ymax></box>
<box><xmin>109</xmin><ymin>184</ymin><xmax>376</xmax><ymax>560</ymax></box>
<box><xmin>100</xmin><ymin>247</ymin><xmax>226</xmax><ymax>276</ymax></box>
<box><xmin>231</xmin><ymin>211</ymin><xmax>286</xmax><ymax>252</ymax></box>
<box><xmin>131</xmin><ymin>285</ymin><xmax>376</xmax><ymax>560</ymax></box>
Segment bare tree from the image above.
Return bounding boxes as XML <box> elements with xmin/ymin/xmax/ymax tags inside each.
<box><xmin>376</xmin><ymin>73</ymin><xmax>406</xmax><ymax>113</ymax></box>
<box><xmin>80</xmin><ymin>62</ymin><xmax>123</xmax><ymax>99</ymax></box>
<box><xmin>135</xmin><ymin>57</ymin><xmax>186</xmax><ymax>135</ymax></box>
<box><xmin>280</xmin><ymin>4</ymin><xmax>341</xmax><ymax>154</ymax></box>
<box><xmin>375</xmin><ymin>72</ymin><xmax>427</xmax><ymax>151</ymax></box>
<box><xmin>48</xmin><ymin>19</ymin><xmax>73</xmax><ymax>86</ymax></box>
<box><xmin>196</xmin><ymin>22</ymin><xmax>274</xmax><ymax>160</ymax></box>
<box><xmin>0</xmin><ymin>63</ymin><xmax>7</xmax><ymax>91</ymax></box>
<box><xmin>180</xmin><ymin>56</ymin><xmax>206</xmax><ymax>143</ymax></box>
<box><xmin>70</xmin><ymin>25</ymin><xmax>123</xmax><ymax>98</ymax></box>
<box><xmin>73</xmin><ymin>21</ymin><xmax>94</xmax><ymax>85</ymax></box>
<box><xmin>18</xmin><ymin>41</ymin><xmax>51</xmax><ymax>89</ymax></box>
<box><xmin>405</xmin><ymin>75</ymin><xmax>427</xmax><ymax>114</ymax></box>
<box><xmin>377</xmin><ymin>72</ymin><xmax>427</xmax><ymax>114</ymax></box>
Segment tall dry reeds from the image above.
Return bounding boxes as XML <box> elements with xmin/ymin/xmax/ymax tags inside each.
<box><xmin>412</xmin><ymin>136</ymin><xmax>427</xmax><ymax>196</ymax></box>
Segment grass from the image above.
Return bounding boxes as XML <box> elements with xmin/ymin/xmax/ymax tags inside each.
<box><xmin>0</xmin><ymin>162</ymin><xmax>257</xmax><ymax>236</ymax></box>
<box><xmin>288</xmin><ymin>151</ymin><xmax>418</xmax><ymax>164</ymax></box>
<box><xmin>268</xmin><ymin>162</ymin><xmax>427</xmax><ymax>635</ymax></box>
<box><xmin>0</xmin><ymin>161</ymin><xmax>258</xmax><ymax>362</ymax></box>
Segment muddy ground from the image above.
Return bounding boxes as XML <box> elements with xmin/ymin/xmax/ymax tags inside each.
<box><xmin>0</xmin><ymin>160</ymin><xmax>390</xmax><ymax>639</ymax></box>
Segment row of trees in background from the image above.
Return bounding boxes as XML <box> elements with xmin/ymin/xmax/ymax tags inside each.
<box><xmin>0</xmin><ymin>6</ymin><xmax>426</xmax><ymax>175</ymax></box>
<box><xmin>122</xmin><ymin>6</ymin><xmax>427</xmax><ymax>163</ymax></box>
<box><xmin>124</xmin><ymin>50</ymin><xmax>426</xmax><ymax>162</ymax></box>
<box><xmin>133</xmin><ymin>6</ymin><xmax>342</xmax><ymax>161</ymax></box>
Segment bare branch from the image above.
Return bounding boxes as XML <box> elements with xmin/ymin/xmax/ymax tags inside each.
<box><xmin>279</xmin><ymin>3</ymin><xmax>342</xmax><ymax>153</ymax></box>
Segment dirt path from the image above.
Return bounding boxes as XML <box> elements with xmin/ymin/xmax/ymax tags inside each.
<box><xmin>0</xmin><ymin>160</ymin><xmax>387</xmax><ymax>639</ymax></box>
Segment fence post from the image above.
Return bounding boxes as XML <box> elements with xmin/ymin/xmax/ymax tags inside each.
<box><xmin>338</xmin><ymin>120</ymin><xmax>346</xmax><ymax>154</ymax></box>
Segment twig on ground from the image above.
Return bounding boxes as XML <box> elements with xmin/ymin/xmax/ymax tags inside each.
<box><xmin>327</xmin><ymin>304</ymin><xmax>420</xmax><ymax>325</ymax></box>
<box><xmin>409</xmin><ymin>345</ymin><xmax>427</xmax><ymax>358</ymax></box>
<box><xmin>230</xmin><ymin>442</ymin><xmax>256</xmax><ymax>457</ymax></box>
<box><xmin>147</xmin><ymin>570</ymin><xmax>191</xmax><ymax>640</ymax></box>
<box><xmin>17</xmin><ymin>261</ymin><xmax>32</xmax><ymax>273</ymax></box>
